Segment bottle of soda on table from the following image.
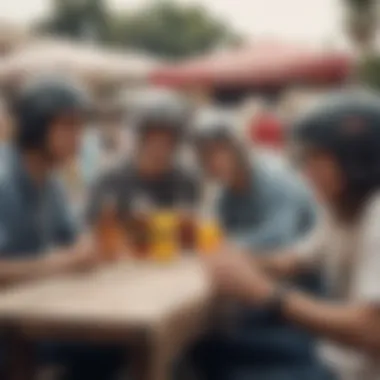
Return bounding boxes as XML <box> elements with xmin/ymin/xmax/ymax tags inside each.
<box><xmin>95</xmin><ymin>194</ymin><xmax>125</xmax><ymax>261</ymax></box>
<box><xmin>196</xmin><ymin>203</ymin><xmax>223</xmax><ymax>256</ymax></box>
<box><xmin>178</xmin><ymin>204</ymin><xmax>197</xmax><ymax>252</ymax></box>
<box><xmin>150</xmin><ymin>209</ymin><xmax>179</xmax><ymax>262</ymax></box>
<box><xmin>126</xmin><ymin>195</ymin><xmax>153</xmax><ymax>259</ymax></box>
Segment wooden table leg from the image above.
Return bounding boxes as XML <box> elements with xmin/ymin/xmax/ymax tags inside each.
<box><xmin>129</xmin><ymin>302</ymin><xmax>212</xmax><ymax>380</ymax></box>
<box><xmin>130</xmin><ymin>332</ymin><xmax>172</xmax><ymax>380</ymax></box>
<box><xmin>4</xmin><ymin>332</ymin><xmax>37</xmax><ymax>380</ymax></box>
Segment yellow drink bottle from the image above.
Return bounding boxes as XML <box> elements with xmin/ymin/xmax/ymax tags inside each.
<box><xmin>197</xmin><ymin>218</ymin><xmax>223</xmax><ymax>256</ymax></box>
<box><xmin>150</xmin><ymin>211</ymin><xmax>179</xmax><ymax>262</ymax></box>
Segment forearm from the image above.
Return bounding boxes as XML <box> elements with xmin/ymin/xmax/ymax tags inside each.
<box><xmin>0</xmin><ymin>254</ymin><xmax>72</xmax><ymax>287</ymax></box>
<box><xmin>48</xmin><ymin>234</ymin><xmax>95</xmax><ymax>272</ymax></box>
<box><xmin>252</xmin><ymin>253</ymin><xmax>306</xmax><ymax>279</ymax></box>
<box><xmin>0</xmin><ymin>236</ymin><xmax>95</xmax><ymax>287</ymax></box>
<box><xmin>0</xmin><ymin>259</ymin><xmax>43</xmax><ymax>286</ymax></box>
<box><xmin>247</xmin><ymin>219</ymin><xmax>325</xmax><ymax>279</ymax></box>
<box><xmin>282</xmin><ymin>290</ymin><xmax>380</xmax><ymax>353</ymax></box>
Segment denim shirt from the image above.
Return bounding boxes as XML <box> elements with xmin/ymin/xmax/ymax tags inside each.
<box><xmin>80</xmin><ymin>128</ymin><xmax>103</xmax><ymax>186</ymax></box>
<box><xmin>0</xmin><ymin>148</ymin><xmax>77</xmax><ymax>259</ymax></box>
<box><xmin>219</xmin><ymin>156</ymin><xmax>317</xmax><ymax>250</ymax></box>
<box><xmin>217</xmin><ymin>155</ymin><xmax>322</xmax><ymax>367</ymax></box>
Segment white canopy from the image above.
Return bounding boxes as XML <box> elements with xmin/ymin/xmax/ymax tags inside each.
<box><xmin>0</xmin><ymin>38</ymin><xmax>159</xmax><ymax>86</ymax></box>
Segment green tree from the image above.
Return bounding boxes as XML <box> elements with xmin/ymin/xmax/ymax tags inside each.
<box><xmin>110</xmin><ymin>1</ymin><xmax>242</xmax><ymax>59</ymax></box>
<box><xmin>359</xmin><ymin>55</ymin><xmax>380</xmax><ymax>88</ymax></box>
<box><xmin>37</xmin><ymin>0</ymin><xmax>110</xmax><ymax>43</ymax></box>
<box><xmin>344</xmin><ymin>0</ymin><xmax>378</xmax><ymax>55</ymax></box>
<box><xmin>343</xmin><ymin>0</ymin><xmax>379</xmax><ymax>86</ymax></box>
<box><xmin>35</xmin><ymin>0</ymin><xmax>241</xmax><ymax>59</ymax></box>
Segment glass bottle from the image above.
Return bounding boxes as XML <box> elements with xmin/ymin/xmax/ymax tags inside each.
<box><xmin>178</xmin><ymin>202</ymin><xmax>197</xmax><ymax>253</ymax></box>
<box><xmin>127</xmin><ymin>195</ymin><xmax>153</xmax><ymax>259</ymax></box>
<box><xmin>96</xmin><ymin>193</ymin><xmax>124</xmax><ymax>261</ymax></box>
<box><xmin>197</xmin><ymin>188</ymin><xmax>224</xmax><ymax>256</ymax></box>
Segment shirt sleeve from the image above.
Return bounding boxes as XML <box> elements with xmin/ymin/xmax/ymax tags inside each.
<box><xmin>0</xmin><ymin>192</ymin><xmax>14</xmax><ymax>254</ymax></box>
<box><xmin>352</xmin><ymin>195</ymin><xmax>380</xmax><ymax>303</ymax></box>
<box><xmin>80</xmin><ymin>131</ymin><xmax>102</xmax><ymax>187</ymax></box>
<box><xmin>232</xmin><ymin>179</ymin><xmax>319</xmax><ymax>252</ymax></box>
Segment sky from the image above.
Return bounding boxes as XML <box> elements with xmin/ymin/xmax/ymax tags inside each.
<box><xmin>0</xmin><ymin>0</ymin><xmax>345</xmax><ymax>45</ymax></box>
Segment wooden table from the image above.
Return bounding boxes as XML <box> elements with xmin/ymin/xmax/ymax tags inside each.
<box><xmin>0</xmin><ymin>257</ymin><xmax>213</xmax><ymax>380</ymax></box>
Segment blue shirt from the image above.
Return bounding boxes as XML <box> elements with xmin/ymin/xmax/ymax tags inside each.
<box><xmin>80</xmin><ymin>127</ymin><xmax>103</xmax><ymax>186</ymax></box>
<box><xmin>219</xmin><ymin>156</ymin><xmax>316</xmax><ymax>250</ymax></box>
<box><xmin>216</xmin><ymin>155</ymin><xmax>322</xmax><ymax>368</ymax></box>
<box><xmin>0</xmin><ymin>148</ymin><xmax>77</xmax><ymax>259</ymax></box>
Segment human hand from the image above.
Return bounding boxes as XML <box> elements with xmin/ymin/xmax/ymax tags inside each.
<box><xmin>205</xmin><ymin>251</ymin><xmax>275</xmax><ymax>305</ymax></box>
<box><xmin>70</xmin><ymin>237</ymin><xmax>99</xmax><ymax>272</ymax></box>
<box><xmin>43</xmin><ymin>237</ymin><xmax>98</xmax><ymax>276</ymax></box>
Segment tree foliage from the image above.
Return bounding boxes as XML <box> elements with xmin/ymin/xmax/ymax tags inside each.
<box><xmin>36</xmin><ymin>0</ymin><xmax>242</xmax><ymax>59</ymax></box>
<box><xmin>343</xmin><ymin>0</ymin><xmax>380</xmax><ymax>87</ymax></box>
<box><xmin>343</xmin><ymin>0</ymin><xmax>378</xmax><ymax>50</ymax></box>
<box><xmin>358</xmin><ymin>55</ymin><xmax>380</xmax><ymax>90</ymax></box>
<box><xmin>37</xmin><ymin>0</ymin><xmax>110</xmax><ymax>43</ymax></box>
<box><xmin>110</xmin><ymin>2</ymin><xmax>241</xmax><ymax>59</ymax></box>
<box><xmin>345</xmin><ymin>0</ymin><xmax>376</xmax><ymax>11</ymax></box>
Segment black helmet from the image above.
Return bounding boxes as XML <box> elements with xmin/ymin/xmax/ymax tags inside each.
<box><xmin>133</xmin><ymin>90</ymin><xmax>191</xmax><ymax>139</ymax></box>
<box><xmin>13</xmin><ymin>76</ymin><xmax>90</xmax><ymax>150</ymax></box>
<box><xmin>292</xmin><ymin>90</ymin><xmax>380</xmax><ymax>189</ymax></box>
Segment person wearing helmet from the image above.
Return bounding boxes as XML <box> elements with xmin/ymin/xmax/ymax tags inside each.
<box><xmin>0</xmin><ymin>77</ymin><xmax>103</xmax><ymax>377</ymax></box>
<box><xmin>205</xmin><ymin>91</ymin><xmax>380</xmax><ymax>380</ymax></box>
<box><xmin>0</xmin><ymin>76</ymin><xmax>95</xmax><ymax>286</ymax></box>
<box><xmin>86</xmin><ymin>92</ymin><xmax>199</xmax><ymax>225</ymax></box>
<box><xmin>82</xmin><ymin>95</ymin><xmax>200</xmax><ymax>380</ymax></box>
<box><xmin>192</xmin><ymin>117</ymin><xmax>326</xmax><ymax>380</ymax></box>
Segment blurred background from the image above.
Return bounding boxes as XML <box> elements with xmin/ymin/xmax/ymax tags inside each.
<box><xmin>1</xmin><ymin>2</ymin><xmax>380</xmax><ymax>380</ymax></box>
<box><xmin>0</xmin><ymin>0</ymin><xmax>379</xmax><ymax>202</ymax></box>
<box><xmin>0</xmin><ymin>0</ymin><xmax>375</xmax><ymax>201</ymax></box>
<box><xmin>0</xmin><ymin>0</ymin><xmax>375</xmax><ymax>104</ymax></box>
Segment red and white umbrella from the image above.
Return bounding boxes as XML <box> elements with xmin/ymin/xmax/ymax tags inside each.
<box><xmin>151</xmin><ymin>40</ymin><xmax>353</xmax><ymax>88</ymax></box>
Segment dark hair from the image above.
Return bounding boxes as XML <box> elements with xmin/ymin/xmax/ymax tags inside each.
<box><xmin>336</xmin><ymin>163</ymin><xmax>380</xmax><ymax>223</ymax></box>
<box><xmin>292</xmin><ymin>91</ymin><xmax>380</xmax><ymax>223</ymax></box>
<box><xmin>12</xmin><ymin>77</ymin><xmax>89</xmax><ymax>151</ymax></box>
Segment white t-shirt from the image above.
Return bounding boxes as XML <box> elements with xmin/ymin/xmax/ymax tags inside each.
<box><xmin>295</xmin><ymin>194</ymin><xmax>380</xmax><ymax>380</ymax></box>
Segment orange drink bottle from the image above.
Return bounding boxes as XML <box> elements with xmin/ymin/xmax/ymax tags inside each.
<box><xmin>197</xmin><ymin>217</ymin><xmax>223</xmax><ymax>256</ymax></box>
<box><xmin>178</xmin><ymin>206</ymin><xmax>197</xmax><ymax>252</ymax></box>
<box><xmin>150</xmin><ymin>210</ymin><xmax>179</xmax><ymax>262</ymax></box>
<box><xmin>127</xmin><ymin>196</ymin><xmax>152</xmax><ymax>259</ymax></box>
<box><xmin>125</xmin><ymin>211</ymin><xmax>150</xmax><ymax>259</ymax></box>
<box><xmin>96</xmin><ymin>194</ymin><xmax>124</xmax><ymax>261</ymax></box>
